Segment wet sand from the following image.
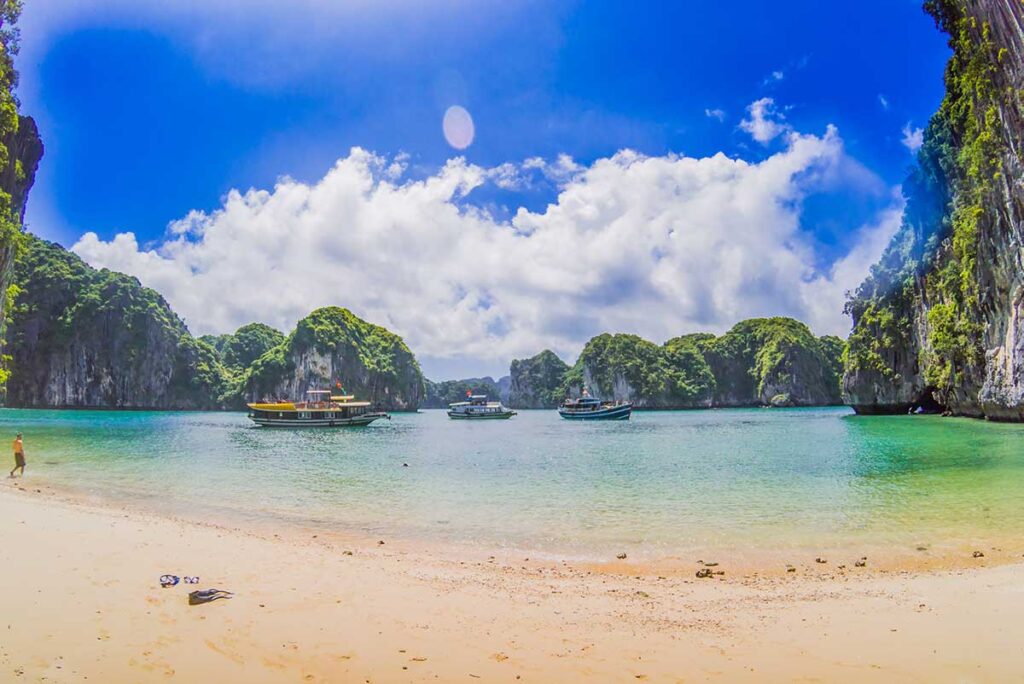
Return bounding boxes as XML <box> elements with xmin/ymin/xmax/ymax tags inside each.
<box><xmin>1</xmin><ymin>481</ymin><xmax>1022</xmax><ymax>682</ymax></box>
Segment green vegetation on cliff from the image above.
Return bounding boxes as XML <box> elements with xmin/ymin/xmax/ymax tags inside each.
<box><xmin>845</xmin><ymin>0</ymin><xmax>1012</xmax><ymax>410</ymax></box>
<box><xmin>203</xmin><ymin>323</ymin><xmax>284</xmax><ymax>372</ymax></box>
<box><xmin>7</xmin><ymin>235</ymin><xmax>228</xmax><ymax>408</ymax></box>
<box><xmin>0</xmin><ymin>2</ymin><xmax>42</xmax><ymax>388</ymax></box>
<box><xmin>242</xmin><ymin>306</ymin><xmax>425</xmax><ymax>410</ymax></box>
<box><xmin>564</xmin><ymin>332</ymin><xmax>716</xmax><ymax>407</ymax></box>
<box><xmin>508</xmin><ymin>349</ymin><xmax>570</xmax><ymax>408</ymax></box>
<box><xmin>694</xmin><ymin>318</ymin><xmax>843</xmax><ymax>407</ymax></box>
<box><xmin>557</xmin><ymin>318</ymin><xmax>842</xmax><ymax>408</ymax></box>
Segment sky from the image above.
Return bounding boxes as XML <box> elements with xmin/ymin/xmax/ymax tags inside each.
<box><xmin>17</xmin><ymin>0</ymin><xmax>951</xmax><ymax>379</ymax></box>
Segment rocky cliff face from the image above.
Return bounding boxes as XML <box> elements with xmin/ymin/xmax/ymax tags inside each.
<box><xmin>560</xmin><ymin>318</ymin><xmax>842</xmax><ymax>409</ymax></box>
<box><xmin>508</xmin><ymin>350</ymin><xmax>570</xmax><ymax>408</ymax></box>
<box><xmin>563</xmin><ymin>333</ymin><xmax>716</xmax><ymax>409</ymax></box>
<box><xmin>844</xmin><ymin>0</ymin><xmax>1024</xmax><ymax>420</ymax></box>
<box><xmin>694</xmin><ymin>319</ymin><xmax>844</xmax><ymax>408</ymax></box>
<box><xmin>0</xmin><ymin>116</ymin><xmax>44</xmax><ymax>371</ymax></box>
<box><xmin>243</xmin><ymin>307</ymin><xmax>424</xmax><ymax>410</ymax></box>
<box><xmin>0</xmin><ymin>3</ymin><xmax>46</xmax><ymax>385</ymax></box>
<box><xmin>7</xmin><ymin>236</ymin><xmax>227</xmax><ymax>408</ymax></box>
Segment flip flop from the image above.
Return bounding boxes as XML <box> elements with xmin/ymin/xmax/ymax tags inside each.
<box><xmin>159</xmin><ymin>575</ymin><xmax>180</xmax><ymax>588</ymax></box>
<box><xmin>183</xmin><ymin>576</ymin><xmax>200</xmax><ymax>584</ymax></box>
<box><xmin>188</xmin><ymin>589</ymin><xmax>234</xmax><ymax>606</ymax></box>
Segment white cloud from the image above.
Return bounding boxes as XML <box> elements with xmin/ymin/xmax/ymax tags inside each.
<box><xmin>764</xmin><ymin>70</ymin><xmax>784</xmax><ymax>85</ymax></box>
<box><xmin>704</xmin><ymin>108</ymin><xmax>726</xmax><ymax>122</ymax></box>
<box><xmin>520</xmin><ymin>153</ymin><xmax>582</xmax><ymax>186</ymax></box>
<box><xmin>73</xmin><ymin>125</ymin><xmax>898</xmax><ymax>374</ymax></box>
<box><xmin>878</xmin><ymin>94</ymin><xmax>890</xmax><ymax>110</ymax></box>
<box><xmin>901</xmin><ymin>122</ymin><xmax>924</xmax><ymax>154</ymax></box>
<box><xmin>798</xmin><ymin>193</ymin><xmax>903</xmax><ymax>336</ymax></box>
<box><xmin>739</xmin><ymin>97</ymin><xmax>791</xmax><ymax>144</ymax></box>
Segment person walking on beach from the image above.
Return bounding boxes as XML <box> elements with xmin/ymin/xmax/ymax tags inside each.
<box><xmin>10</xmin><ymin>432</ymin><xmax>25</xmax><ymax>477</ymax></box>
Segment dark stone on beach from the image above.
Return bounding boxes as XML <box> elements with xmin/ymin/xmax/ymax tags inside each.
<box><xmin>402</xmin><ymin>463</ymin><xmax>409</xmax><ymax>467</ymax></box>
<box><xmin>616</xmin><ymin>553</ymin><xmax>627</xmax><ymax>560</ymax></box>
<box><xmin>854</xmin><ymin>560</ymin><xmax>866</xmax><ymax>567</ymax></box>
<box><xmin>815</xmin><ymin>557</ymin><xmax>827</xmax><ymax>564</ymax></box>
<box><xmin>973</xmin><ymin>550</ymin><xmax>984</xmax><ymax>558</ymax></box>
<box><xmin>786</xmin><ymin>565</ymin><xmax>796</xmax><ymax>573</ymax></box>
<box><xmin>378</xmin><ymin>540</ymin><xmax>385</xmax><ymax>545</ymax></box>
<box><xmin>696</xmin><ymin>568</ymin><xmax>713</xmax><ymax>578</ymax></box>
<box><xmin>703</xmin><ymin>561</ymin><xmax>719</xmax><ymax>567</ymax></box>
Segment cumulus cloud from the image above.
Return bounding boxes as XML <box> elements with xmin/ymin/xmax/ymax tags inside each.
<box><xmin>704</xmin><ymin>108</ymin><xmax>726</xmax><ymax>122</ymax></box>
<box><xmin>74</xmin><ymin>124</ymin><xmax>897</xmax><ymax>373</ymax></box>
<box><xmin>739</xmin><ymin>97</ymin><xmax>791</xmax><ymax>144</ymax></box>
<box><xmin>901</xmin><ymin>122</ymin><xmax>924</xmax><ymax>153</ymax></box>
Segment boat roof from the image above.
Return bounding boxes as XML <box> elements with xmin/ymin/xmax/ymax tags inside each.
<box><xmin>307</xmin><ymin>390</ymin><xmax>332</xmax><ymax>395</ymax></box>
<box><xmin>248</xmin><ymin>400</ymin><xmax>372</xmax><ymax>409</ymax></box>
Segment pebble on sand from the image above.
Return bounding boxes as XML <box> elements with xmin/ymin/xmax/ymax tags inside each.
<box><xmin>616</xmin><ymin>553</ymin><xmax>627</xmax><ymax>560</ymax></box>
<box><xmin>973</xmin><ymin>550</ymin><xmax>984</xmax><ymax>558</ymax></box>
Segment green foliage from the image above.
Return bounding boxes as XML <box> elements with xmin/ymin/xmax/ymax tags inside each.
<box><xmin>7</xmin><ymin>235</ymin><xmax>229</xmax><ymax>407</ymax></box>
<box><xmin>700</xmin><ymin>318</ymin><xmax>842</xmax><ymax>404</ymax></box>
<box><xmin>0</xmin><ymin>1</ymin><xmax>29</xmax><ymax>392</ymax></box>
<box><xmin>818</xmin><ymin>335</ymin><xmax>847</xmax><ymax>385</ymax></box>
<box><xmin>509</xmin><ymin>349</ymin><xmax>570</xmax><ymax>408</ymax></box>
<box><xmin>845</xmin><ymin>0</ymin><xmax>1008</xmax><ymax>403</ymax></box>
<box><xmin>213</xmin><ymin>323</ymin><xmax>285</xmax><ymax>371</ymax></box>
<box><xmin>292</xmin><ymin>306</ymin><xmax>417</xmax><ymax>379</ymax></box>
<box><xmin>242</xmin><ymin>306</ymin><xmax>425</xmax><ymax>408</ymax></box>
<box><xmin>563</xmin><ymin>318</ymin><xmax>839</xmax><ymax>407</ymax></box>
<box><xmin>566</xmin><ymin>332</ymin><xmax>715</xmax><ymax>406</ymax></box>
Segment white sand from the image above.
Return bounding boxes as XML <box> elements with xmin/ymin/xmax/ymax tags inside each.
<box><xmin>1</xmin><ymin>482</ymin><xmax>1022</xmax><ymax>682</ymax></box>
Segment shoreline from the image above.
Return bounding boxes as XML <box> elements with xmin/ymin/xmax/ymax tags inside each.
<box><xmin>3</xmin><ymin>481</ymin><xmax>1024</xmax><ymax>681</ymax></box>
<box><xmin>13</xmin><ymin>476</ymin><xmax>1024</xmax><ymax>579</ymax></box>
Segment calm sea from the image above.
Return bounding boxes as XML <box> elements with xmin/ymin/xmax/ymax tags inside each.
<box><xmin>3</xmin><ymin>407</ymin><xmax>1022</xmax><ymax>561</ymax></box>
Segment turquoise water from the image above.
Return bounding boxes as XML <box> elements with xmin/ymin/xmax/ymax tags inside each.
<box><xmin>2</xmin><ymin>407</ymin><xmax>1023</xmax><ymax>559</ymax></box>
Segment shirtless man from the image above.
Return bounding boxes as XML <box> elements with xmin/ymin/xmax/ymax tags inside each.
<box><xmin>10</xmin><ymin>432</ymin><xmax>25</xmax><ymax>477</ymax></box>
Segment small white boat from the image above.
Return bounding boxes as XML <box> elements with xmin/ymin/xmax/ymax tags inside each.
<box><xmin>247</xmin><ymin>390</ymin><xmax>390</xmax><ymax>427</ymax></box>
<box><xmin>447</xmin><ymin>394</ymin><xmax>516</xmax><ymax>419</ymax></box>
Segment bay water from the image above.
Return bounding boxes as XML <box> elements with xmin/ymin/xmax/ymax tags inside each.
<box><xmin>3</xmin><ymin>407</ymin><xmax>1022</xmax><ymax>561</ymax></box>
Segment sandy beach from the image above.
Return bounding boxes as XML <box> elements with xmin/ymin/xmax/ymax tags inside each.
<box><xmin>1</xmin><ymin>481</ymin><xmax>1022</xmax><ymax>683</ymax></box>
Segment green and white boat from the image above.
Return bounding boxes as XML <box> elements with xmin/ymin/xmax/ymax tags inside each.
<box><xmin>447</xmin><ymin>394</ymin><xmax>517</xmax><ymax>419</ymax></box>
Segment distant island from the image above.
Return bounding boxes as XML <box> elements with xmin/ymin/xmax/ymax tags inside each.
<box><xmin>507</xmin><ymin>320</ymin><xmax>844</xmax><ymax>410</ymax></box>
<box><xmin>2</xmin><ymin>234</ymin><xmax>845</xmax><ymax>412</ymax></box>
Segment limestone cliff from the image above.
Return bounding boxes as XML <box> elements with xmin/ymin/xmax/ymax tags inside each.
<box><xmin>243</xmin><ymin>307</ymin><xmax>424</xmax><ymax>411</ymax></box>
<box><xmin>689</xmin><ymin>319</ymin><xmax>844</xmax><ymax>408</ymax></box>
<box><xmin>508</xmin><ymin>350</ymin><xmax>570</xmax><ymax>408</ymax></box>
<box><xmin>560</xmin><ymin>318</ymin><xmax>842</xmax><ymax>409</ymax></box>
<box><xmin>844</xmin><ymin>0</ymin><xmax>1024</xmax><ymax>420</ymax></box>
<box><xmin>6</xmin><ymin>236</ymin><xmax>227</xmax><ymax>408</ymax></box>
<box><xmin>0</xmin><ymin>4</ymin><xmax>45</xmax><ymax>390</ymax></box>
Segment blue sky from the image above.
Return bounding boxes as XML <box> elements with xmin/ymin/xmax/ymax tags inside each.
<box><xmin>18</xmin><ymin>0</ymin><xmax>951</xmax><ymax>378</ymax></box>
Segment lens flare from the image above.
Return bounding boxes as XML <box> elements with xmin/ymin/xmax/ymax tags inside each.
<box><xmin>442</xmin><ymin>105</ymin><xmax>475</xmax><ymax>150</ymax></box>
